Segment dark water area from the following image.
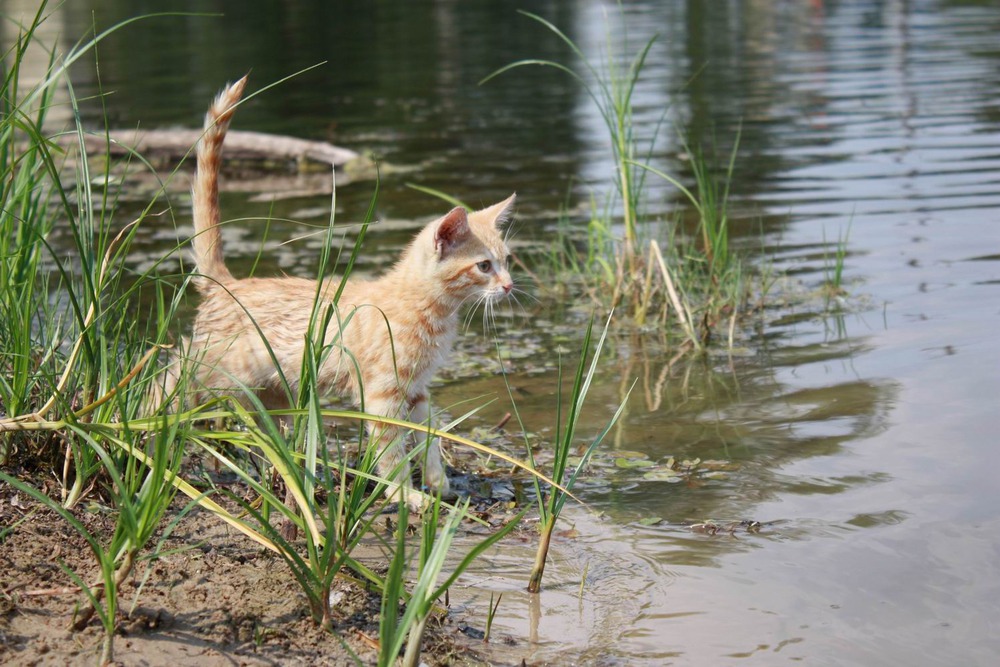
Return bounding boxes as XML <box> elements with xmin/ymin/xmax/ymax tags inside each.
<box><xmin>5</xmin><ymin>0</ymin><xmax>1000</xmax><ymax>664</ymax></box>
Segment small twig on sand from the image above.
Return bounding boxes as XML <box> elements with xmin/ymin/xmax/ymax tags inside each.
<box><xmin>20</xmin><ymin>586</ymin><xmax>84</xmax><ymax>597</ymax></box>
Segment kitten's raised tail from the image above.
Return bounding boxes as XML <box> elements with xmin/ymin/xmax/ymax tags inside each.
<box><xmin>191</xmin><ymin>75</ymin><xmax>249</xmax><ymax>291</ymax></box>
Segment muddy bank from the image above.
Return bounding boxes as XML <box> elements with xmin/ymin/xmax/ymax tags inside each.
<box><xmin>0</xmin><ymin>489</ymin><xmax>499</xmax><ymax>667</ymax></box>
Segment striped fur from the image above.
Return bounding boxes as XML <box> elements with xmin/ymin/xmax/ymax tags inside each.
<box><xmin>168</xmin><ymin>77</ymin><xmax>516</xmax><ymax>511</ymax></box>
<box><xmin>191</xmin><ymin>75</ymin><xmax>247</xmax><ymax>290</ymax></box>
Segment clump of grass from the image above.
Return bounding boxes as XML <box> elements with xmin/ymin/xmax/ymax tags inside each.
<box><xmin>504</xmin><ymin>313</ymin><xmax>631</xmax><ymax>593</ymax></box>
<box><xmin>483</xmin><ymin>11</ymin><xmax>655</xmax><ymax>271</ymax></box>
<box><xmin>207</xmin><ymin>403</ymin><xmax>387</xmax><ymax>633</ymax></box>
<box><xmin>0</xmin><ymin>415</ymin><xmax>188</xmax><ymax>664</ymax></box>
<box><xmin>822</xmin><ymin>222</ymin><xmax>851</xmax><ymax>303</ymax></box>
<box><xmin>631</xmin><ymin>132</ymin><xmax>746</xmax><ymax>346</ymax></box>
<box><xmin>484</xmin><ymin>10</ymin><xmax>752</xmax><ymax>350</ymax></box>
<box><xmin>0</xmin><ymin>9</ymin><xmax>211</xmax><ymax>662</ymax></box>
<box><xmin>645</xmin><ymin>132</ymin><xmax>742</xmax><ymax>289</ymax></box>
<box><xmin>0</xmin><ymin>2</ymin><xmax>188</xmax><ymax>506</ymax></box>
<box><xmin>379</xmin><ymin>495</ymin><xmax>522</xmax><ymax>667</ymax></box>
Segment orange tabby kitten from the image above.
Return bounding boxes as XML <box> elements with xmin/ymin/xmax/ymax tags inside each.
<box><xmin>165</xmin><ymin>76</ymin><xmax>515</xmax><ymax>510</ymax></box>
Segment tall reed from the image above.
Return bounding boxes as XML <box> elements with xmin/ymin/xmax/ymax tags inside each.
<box><xmin>822</xmin><ymin>221</ymin><xmax>851</xmax><ymax>302</ymax></box>
<box><xmin>483</xmin><ymin>11</ymin><xmax>656</xmax><ymax>269</ymax></box>
<box><xmin>505</xmin><ymin>313</ymin><xmax>631</xmax><ymax>593</ymax></box>
<box><xmin>0</xmin><ymin>2</ymin><xmax>192</xmax><ymax>503</ymax></box>
<box><xmin>484</xmin><ymin>10</ymin><xmax>750</xmax><ymax>345</ymax></box>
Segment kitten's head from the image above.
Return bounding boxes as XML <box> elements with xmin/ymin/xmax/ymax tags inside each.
<box><xmin>417</xmin><ymin>194</ymin><xmax>516</xmax><ymax>310</ymax></box>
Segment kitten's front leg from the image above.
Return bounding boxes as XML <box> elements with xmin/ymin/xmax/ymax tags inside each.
<box><xmin>365</xmin><ymin>395</ymin><xmax>427</xmax><ymax>513</ymax></box>
<box><xmin>408</xmin><ymin>395</ymin><xmax>451</xmax><ymax>498</ymax></box>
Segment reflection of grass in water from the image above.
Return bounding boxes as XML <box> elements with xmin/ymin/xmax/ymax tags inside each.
<box><xmin>482</xmin><ymin>11</ymin><xmax>762</xmax><ymax>352</ymax></box>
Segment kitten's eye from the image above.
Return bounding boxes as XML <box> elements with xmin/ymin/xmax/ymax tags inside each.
<box><xmin>477</xmin><ymin>260</ymin><xmax>492</xmax><ymax>273</ymax></box>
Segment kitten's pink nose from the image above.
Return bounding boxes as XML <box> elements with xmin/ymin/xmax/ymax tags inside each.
<box><xmin>502</xmin><ymin>282</ymin><xmax>513</xmax><ymax>294</ymax></box>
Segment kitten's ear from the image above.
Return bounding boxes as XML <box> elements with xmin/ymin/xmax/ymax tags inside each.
<box><xmin>433</xmin><ymin>206</ymin><xmax>471</xmax><ymax>257</ymax></box>
<box><xmin>477</xmin><ymin>193</ymin><xmax>517</xmax><ymax>230</ymax></box>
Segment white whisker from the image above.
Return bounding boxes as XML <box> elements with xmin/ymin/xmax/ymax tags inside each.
<box><xmin>508</xmin><ymin>292</ymin><xmax>528</xmax><ymax>320</ymax></box>
<box><xmin>511</xmin><ymin>286</ymin><xmax>538</xmax><ymax>305</ymax></box>
<box><xmin>462</xmin><ymin>292</ymin><xmax>489</xmax><ymax>333</ymax></box>
<box><xmin>503</xmin><ymin>221</ymin><xmax>522</xmax><ymax>246</ymax></box>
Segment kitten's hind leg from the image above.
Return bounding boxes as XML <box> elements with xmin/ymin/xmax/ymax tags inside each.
<box><xmin>272</xmin><ymin>411</ymin><xmax>300</xmax><ymax>542</ymax></box>
<box><xmin>144</xmin><ymin>342</ymin><xmax>184</xmax><ymax>416</ymax></box>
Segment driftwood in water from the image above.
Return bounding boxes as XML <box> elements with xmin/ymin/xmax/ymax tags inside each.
<box><xmin>80</xmin><ymin>128</ymin><xmax>359</xmax><ymax>171</ymax></box>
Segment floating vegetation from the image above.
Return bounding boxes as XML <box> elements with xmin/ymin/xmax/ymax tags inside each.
<box><xmin>687</xmin><ymin>519</ymin><xmax>765</xmax><ymax>536</ymax></box>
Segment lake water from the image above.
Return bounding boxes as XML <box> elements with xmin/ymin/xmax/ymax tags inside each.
<box><xmin>7</xmin><ymin>0</ymin><xmax>1000</xmax><ymax>664</ymax></box>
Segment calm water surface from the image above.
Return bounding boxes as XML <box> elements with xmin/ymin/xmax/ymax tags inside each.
<box><xmin>6</xmin><ymin>0</ymin><xmax>1000</xmax><ymax>664</ymax></box>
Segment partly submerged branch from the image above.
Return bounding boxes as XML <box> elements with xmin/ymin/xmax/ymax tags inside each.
<box><xmin>76</xmin><ymin>128</ymin><xmax>359</xmax><ymax>170</ymax></box>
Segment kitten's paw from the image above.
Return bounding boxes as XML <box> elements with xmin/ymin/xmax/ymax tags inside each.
<box><xmin>385</xmin><ymin>481</ymin><xmax>432</xmax><ymax>514</ymax></box>
<box><xmin>424</xmin><ymin>470</ymin><xmax>453</xmax><ymax>500</ymax></box>
<box><xmin>406</xmin><ymin>491</ymin><xmax>430</xmax><ymax>515</ymax></box>
<box><xmin>423</xmin><ymin>440</ymin><xmax>454</xmax><ymax>499</ymax></box>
